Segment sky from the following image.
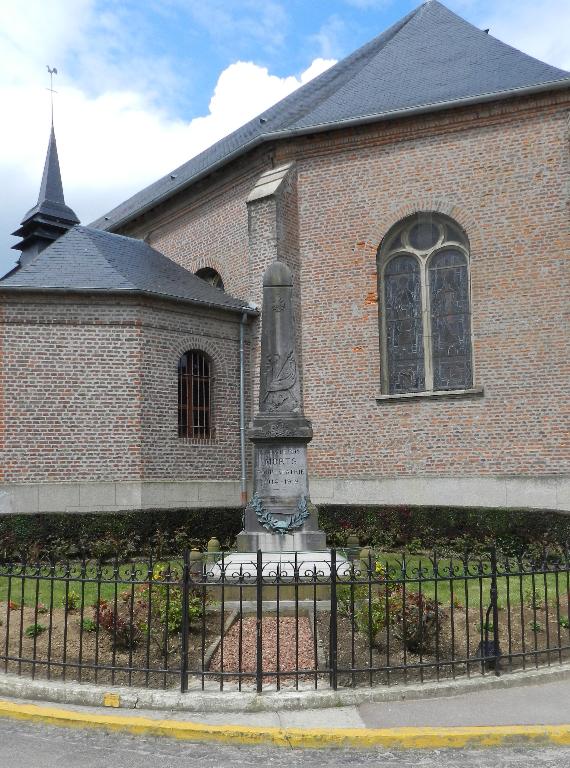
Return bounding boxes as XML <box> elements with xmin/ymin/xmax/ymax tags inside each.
<box><xmin>1</xmin><ymin>0</ymin><xmax>569</xmax><ymax>276</ymax></box>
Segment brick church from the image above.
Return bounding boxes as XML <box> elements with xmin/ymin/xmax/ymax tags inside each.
<box><xmin>1</xmin><ymin>1</ymin><xmax>569</xmax><ymax>518</ymax></box>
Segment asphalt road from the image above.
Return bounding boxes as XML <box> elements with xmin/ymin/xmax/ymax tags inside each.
<box><xmin>1</xmin><ymin>719</ymin><xmax>570</xmax><ymax>768</ymax></box>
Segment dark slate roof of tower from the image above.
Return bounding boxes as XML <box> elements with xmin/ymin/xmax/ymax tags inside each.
<box><xmin>0</xmin><ymin>225</ymin><xmax>254</xmax><ymax>313</ymax></box>
<box><xmin>19</xmin><ymin>126</ymin><xmax>79</xmax><ymax>226</ymax></box>
<box><xmin>92</xmin><ymin>0</ymin><xmax>570</xmax><ymax>232</ymax></box>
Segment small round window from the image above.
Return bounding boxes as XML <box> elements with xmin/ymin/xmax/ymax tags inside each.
<box><xmin>195</xmin><ymin>267</ymin><xmax>224</xmax><ymax>291</ymax></box>
<box><xmin>408</xmin><ymin>221</ymin><xmax>440</xmax><ymax>250</ymax></box>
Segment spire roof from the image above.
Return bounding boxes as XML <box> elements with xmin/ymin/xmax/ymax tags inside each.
<box><xmin>11</xmin><ymin>124</ymin><xmax>79</xmax><ymax>263</ymax></box>
<box><xmin>19</xmin><ymin>126</ymin><xmax>79</xmax><ymax>227</ymax></box>
<box><xmin>92</xmin><ymin>0</ymin><xmax>570</xmax><ymax>232</ymax></box>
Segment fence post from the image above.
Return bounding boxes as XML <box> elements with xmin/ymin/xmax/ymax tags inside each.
<box><xmin>180</xmin><ymin>549</ymin><xmax>190</xmax><ymax>693</ymax></box>
<box><xmin>256</xmin><ymin>549</ymin><xmax>263</xmax><ymax>693</ymax></box>
<box><xmin>490</xmin><ymin>546</ymin><xmax>501</xmax><ymax>676</ymax></box>
<box><xmin>329</xmin><ymin>548</ymin><xmax>338</xmax><ymax>690</ymax></box>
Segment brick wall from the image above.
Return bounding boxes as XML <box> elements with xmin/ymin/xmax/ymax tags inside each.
<box><xmin>0</xmin><ymin>298</ymin><xmax>143</xmax><ymax>482</ymax></box>
<box><xmin>4</xmin><ymin>91</ymin><xmax>566</xmax><ymax>511</ymax></box>
<box><xmin>294</xmin><ymin>94</ymin><xmax>570</xmax><ymax>479</ymax></box>
<box><xmin>0</xmin><ymin>295</ymin><xmax>250</xmax><ymax>484</ymax></box>
<box><xmin>117</xmin><ymin>91</ymin><xmax>570</xmax><ymax>484</ymax></box>
<box><xmin>139</xmin><ymin>301</ymin><xmax>252</xmax><ymax>480</ymax></box>
<box><xmin>123</xmin><ymin>146</ymin><xmax>273</xmax><ymax>304</ymax></box>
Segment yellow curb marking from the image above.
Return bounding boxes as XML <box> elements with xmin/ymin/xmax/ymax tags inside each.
<box><xmin>1</xmin><ymin>700</ymin><xmax>570</xmax><ymax>749</ymax></box>
<box><xmin>103</xmin><ymin>693</ymin><xmax>121</xmax><ymax>708</ymax></box>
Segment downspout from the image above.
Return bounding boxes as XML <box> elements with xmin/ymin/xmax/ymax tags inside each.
<box><xmin>239</xmin><ymin>312</ymin><xmax>248</xmax><ymax>506</ymax></box>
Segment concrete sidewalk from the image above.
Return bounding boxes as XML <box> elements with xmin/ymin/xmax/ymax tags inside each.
<box><xmin>0</xmin><ymin>669</ymin><xmax>569</xmax><ymax>749</ymax></box>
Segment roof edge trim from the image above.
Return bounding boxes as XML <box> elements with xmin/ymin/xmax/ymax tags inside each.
<box><xmin>101</xmin><ymin>76</ymin><xmax>570</xmax><ymax>233</ymax></box>
<box><xmin>0</xmin><ymin>285</ymin><xmax>259</xmax><ymax>316</ymax></box>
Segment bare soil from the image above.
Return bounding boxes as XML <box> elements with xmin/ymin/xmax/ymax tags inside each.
<box><xmin>0</xmin><ymin>602</ymin><xmax>224</xmax><ymax>689</ymax></box>
<box><xmin>317</xmin><ymin>601</ymin><xmax>570</xmax><ymax>687</ymax></box>
<box><xmin>2</xmin><ymin>599</ymin><xmax>568</xmax><ymax>691</ymax></box>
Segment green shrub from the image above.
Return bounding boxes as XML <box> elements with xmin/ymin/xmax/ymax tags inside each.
<box><xmin>62</xmin><ymin>590</ymin><xmax>80</xmax><ymax>611</ymax></box>
<box><xmin>24</xmin><ymin>623</ymin><xmax>46</xmax><ymax>638</ymax></box>
<box><xmin>523</xmin><ymin>584</ymin><xmax>545</xmax><ymax>609</ymax></box>
<box><xmin>81</xmin><ymin>618</ymin><xmax>97</xmax><ymax>632</ymax></box>
<box><xmin>93</xmin><ymin>565</ymin><xmax>206</xmax><ymax>651</ymax></box>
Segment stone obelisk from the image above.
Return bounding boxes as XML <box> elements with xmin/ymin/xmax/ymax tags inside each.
<box><xmin>236</xmin><ymin>261</ymin><xmax>326</xmax><ymax>553</ymax></box>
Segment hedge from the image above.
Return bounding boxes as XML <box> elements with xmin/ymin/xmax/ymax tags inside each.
<box><xmin>0</xmin><ymin>508</ymin><xmax>243</xmax><ymax>561</ymax></box>
<box><xmin>0</xmin><ymin>505</ymin><xmax>568</xmax><ymax>560</ymax></box>
<box><xmin>319</xmin><ymin>505</ymin><xmax>570</xmax><ymax>556</ymax></box>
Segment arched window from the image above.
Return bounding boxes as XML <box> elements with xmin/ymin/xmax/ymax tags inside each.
<box><xmin>379</xmin><ymin>214</ymin><xmax>473</xmax><ymax>394</ymax></box>
<box><xmin>178</xmin><ymin>351</ymin><xmax>213</xmax><ymax>439</ymax></box>
<box><xmin>195</xmin><ymin>267</ymin><xmax>224</xmax><ymax>291</ymax></box>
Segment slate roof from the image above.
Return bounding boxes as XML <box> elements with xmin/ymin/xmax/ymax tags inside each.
<box><xmin>0</xmin><ymin>226</ymin><xmax>254</xmax><ymax>314</ymax></box>
<box><xmin>92</xmin><ymin>0</ymin><xmax>570</xmax><ymax>232</ymax></box>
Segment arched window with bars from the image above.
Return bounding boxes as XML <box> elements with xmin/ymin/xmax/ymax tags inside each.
<box><xmin>178</xmin><ymin>350</ymin><xmax>213</xmax><ymax>439</ymax></box>
<box><xmin>379</xmin><ymin>213</ymin><xmax>473</xmax><ymax>395</ymax></box>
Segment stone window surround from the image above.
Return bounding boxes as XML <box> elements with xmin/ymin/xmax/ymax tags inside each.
<box><xmin>377</xmin><ymin>212</ymin><xmax>477</xmax><ymax>397</ymax></box>
<box><xmin>375</xmin><ymin>385</ymin><xmax>483</xmax><ymax>403</ymax></box>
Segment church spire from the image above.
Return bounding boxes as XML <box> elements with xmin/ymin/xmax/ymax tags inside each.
<box><xmin>12</xmin><ymin>75</ymin><xmax>79</xmax><ymax>267</ymax></box>
<box><xmin>36</xmin><ymin>125</ymin><xmax>67</xmax><ymax>210</ymax></box>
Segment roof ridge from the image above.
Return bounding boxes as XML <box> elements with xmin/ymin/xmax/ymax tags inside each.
<box><xmin>73</xmin><ymin>226</ymin><xmax>139</xmax><ymax>289</ymax></box>
<box><xmin>92</xmin><ymin>0</ymin><xmax>570</xmax><ymax>232</ymax></box>
<box><xmin>260</xmin><ymin>5</ymin><xmax>422</xmax><ymax>132</ymax></box>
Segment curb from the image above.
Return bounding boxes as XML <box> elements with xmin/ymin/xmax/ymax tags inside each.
<box><xmin>1</xmin><ymin>663</ymin><xmax>570</xmax><ymax>712</ymax></box>
<box><xmin>1</xmin><ymin>699</ymin><xmax>570</xmax><ymax>749</ymax></box>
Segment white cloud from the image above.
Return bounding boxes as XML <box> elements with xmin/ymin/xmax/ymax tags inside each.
<box><xmin>311</xmin><ymin>15</ymin><xmax>348</xmax><ymax>60</ymax></box>
<box><xmin>480</xmin><ymin>0</ymin><xmax>570</xmax><ymax>71</ymax></box>
<box><xmin>0</xmin><ymin>0</ymin><xmax>335</xmax><ymax>275</ymax></box>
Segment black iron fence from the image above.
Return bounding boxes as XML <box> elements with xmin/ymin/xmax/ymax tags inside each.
<box><xmin>1</xmin><ymin>547</ymin><xmax>569</xmax><ymax>692</ymax></box>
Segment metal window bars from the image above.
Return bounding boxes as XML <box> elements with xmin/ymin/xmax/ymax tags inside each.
<box><xmin>178</xmin><ymin>351</ymin><xmax>212</xmax><ymax>439</ymax></box>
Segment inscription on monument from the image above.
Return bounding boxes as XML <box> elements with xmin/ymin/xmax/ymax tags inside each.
<box><xmin>255</xmin><ymin>445</ymin><xmax>308</xmax><ymax>496</ymax></box>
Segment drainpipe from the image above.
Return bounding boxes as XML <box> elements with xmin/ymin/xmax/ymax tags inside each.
<box><xmin>239</xmin><ymin>312</ymin><xmax>248</xmax><ymax>506</ymax></box>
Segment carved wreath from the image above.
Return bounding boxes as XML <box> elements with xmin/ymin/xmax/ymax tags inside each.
<box><xmin>251</xmin><ymin>493</ymin><xmax>309</xmax><ymax>535</ymax></box>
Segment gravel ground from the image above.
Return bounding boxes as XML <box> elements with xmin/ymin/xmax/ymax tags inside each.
<box><xmin>209</xmin><ymin>616</ymin><xmax>316</xmax><ymax>683</ymax></box>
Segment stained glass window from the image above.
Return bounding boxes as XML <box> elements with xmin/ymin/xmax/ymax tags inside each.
<box><xmin>379</xmin><ymin>214</ymin><xmax>473</xmax><ymax>394</ymax></box>
<box><xmin>409</xmin><ymin>221</ymin><xmax>439</xmax><ymax>250</ymax></box>
<box><xmin>384</xmin><ymin>255</ymin><xmax>425</xmax><ymax>394</ymax></box>
<box><xmin>429</xmin><ymin>250</ymin><xmax>472</xmax><ymax>390</ymax></box>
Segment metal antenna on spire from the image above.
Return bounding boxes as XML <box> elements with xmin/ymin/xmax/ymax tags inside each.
<box><xmin>46</xmin><ymin>65</ymin><xmax>58</xmax><ymax>125</ymax></box>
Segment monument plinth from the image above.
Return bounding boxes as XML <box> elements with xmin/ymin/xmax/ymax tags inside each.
<box><xmin>236</xmin><ymin>261</ymin><xmax>326</xmax><ymax>553</ymax></box>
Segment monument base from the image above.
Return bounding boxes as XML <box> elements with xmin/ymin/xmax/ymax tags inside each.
<box><xmin>208</xmin><ymin>550</ymin><xmax>351</xmax><ymax>583</ymax></box>
<box><xmin>235</xmin><ymin>528</ymin><xmax>326</xmax><ymax>553</ymax></box>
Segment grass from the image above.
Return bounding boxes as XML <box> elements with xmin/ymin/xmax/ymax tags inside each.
<box><xmin>344</xmin><ymin>553</ymin><xmax>570</xmax><ymax>609</ymax></box>
<box><xmin>0</xmin><ymin>554</ymin><xmax>568</xmax><ymax>611</ymax></box>
<box><xmin>0</xmin><ymin>561</ymin><xmax>183</xmax><ymax>610</ymax></box>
